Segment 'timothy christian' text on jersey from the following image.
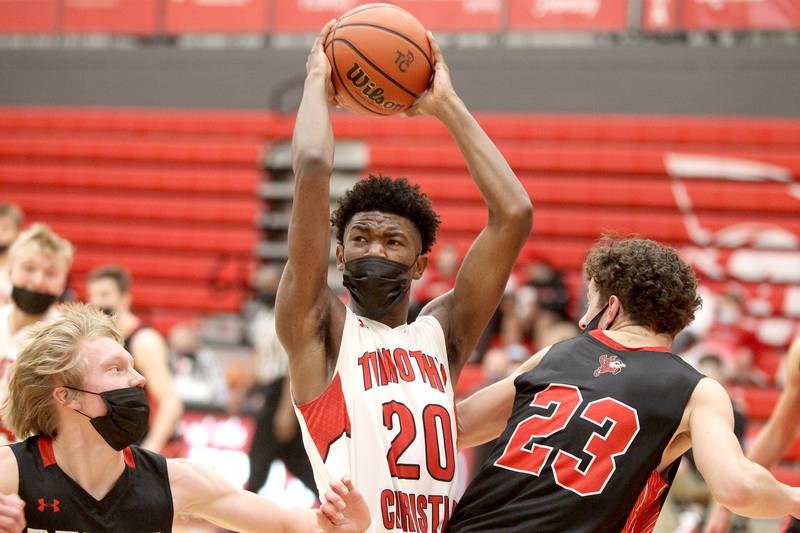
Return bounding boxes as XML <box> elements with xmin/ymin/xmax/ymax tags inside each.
<box><xmin>448</xmin><ymin>330</ymin><xmax>703</xmax><ymax>533</ymax></box>
<box><xmin>296</xmin><ymin>308</ymin><xmax>459</xmax><ymax>533</ymax></box>
<box><xmin>10</xmin><ymin>435</ymin><xmax>173</xmax><ymax>533</ymax></box>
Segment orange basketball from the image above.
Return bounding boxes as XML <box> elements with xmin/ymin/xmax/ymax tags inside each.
<box><xmin>325</xmin><ymin>3</ymin><xmax>433</xmax><ymax>116</ymax></box>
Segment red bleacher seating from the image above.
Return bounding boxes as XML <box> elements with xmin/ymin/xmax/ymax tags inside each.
<box><xmin>3</xmin><ymin>190</ymin><xmax>258</xmax><ymax>224</ymax></box>
<box><xmin>0</xmin><ymin>162</ymin><xmax>260</xmax><ymax>194</ymax></box>
<box><xmin>0</xmin><ymin>107</ymin><xmax>265</xmax><ymax>331</ymax></box>
<box><xmin>0</xmin><ymin>134</ymin><xmax>263</xmax><ymax>165</ymax></box>
<box><xmin>411</xmin><ymin>172</ymin><xmax>800</xmax><ymax>213</ymax></box>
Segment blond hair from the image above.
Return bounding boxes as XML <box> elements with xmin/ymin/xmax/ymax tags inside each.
<box><xmin>1</xmin><ymin>303</ymin><xmax>122</xmax><ymax>439</ymax></box>
<box><xmin>8</xmin><ymin>222</ymin><xmax>74</xmax><ymax>267</ymax></box>
<box><xmin>0</xmin><ymin>203</ymin><xmax>24</xmax><ymax>229</ymax></box>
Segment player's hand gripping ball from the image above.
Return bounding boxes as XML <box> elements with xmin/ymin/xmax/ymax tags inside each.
<box><xmin>324</xmin><ymin>3</ymin><xmax>433</xmax><ymax>116</ymax></box>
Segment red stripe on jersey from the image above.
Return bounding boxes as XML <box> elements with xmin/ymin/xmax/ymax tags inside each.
<box><xmin>37</xmin><ymin>436</ymin><xmax>57</xmax><ymax>468</ymax></box>
<box><xmin>0</xmin><ymin>426</ymin><xmax>14</xmax><ymax>443</ymax></box>
<box><xmin>621</xmin><ymin>468</ymin><xmax>669</xmax><ymax>533</ymax></box>
<box><xmin>590</xmin><ymin>330</ymin><xmax>670</xmax><ymax>353</ymax></box>
<box><xmin>123</xmin><ymin>448</ymin><xmax>136</xmax><ymax>469</ymax></box>
<box><xmin>296</xmin><ymin>373</ymin><xmax>351</xmax><ymax>463</ymax></box>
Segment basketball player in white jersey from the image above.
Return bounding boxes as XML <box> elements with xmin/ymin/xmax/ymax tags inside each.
<box><xmin>278</xmin><ymin>21</ymin><xmax>533</xmax><ymax>533</ymax></box>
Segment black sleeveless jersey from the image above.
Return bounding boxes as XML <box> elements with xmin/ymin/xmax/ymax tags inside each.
<box><xmin>124</xmin><ymin>322</ymin><xmax>150</xmax><ymax>354</ymax></box>
<box><xmin>10</xmin><ymin>435</ymin><xmax>173</xmax><ymax>533</ymax></box>
<box><xmin>449</xmin><ymin>330</ymin><xmax>704</xmax><ymax>533</ymax></box>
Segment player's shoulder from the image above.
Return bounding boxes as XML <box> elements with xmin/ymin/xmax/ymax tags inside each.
<box><xmin>664</xmin><ymin>349</ymin><xmax>705</xmax><ymax>377</ymax></box>
<box><xmin>0</xmin><ymin>444</ymin><xmax>19</xmax><ymax>494</ymax></box>
<box><xmin>687</xmin><ymin>377</ymin><xmax>730</xmax><ymax>411</ymax></box>
<box><xmin>167</xmin><ymin>458</ymin><xmax>233</xmax><ymax>492</ymax></box>
<box><xmin>129</xmin><ymin>444</ymin><xmax>168</xmax><ymax>468</ymax></box>
<box><xmin>167</xmin><ymin>458</ymin><xmax>237</xmax><ymax>514</ymax></box>
<box><xmin>130</xmin><ymin>325</ymin><xmax>164</xmax><ymax>345</ymax></box>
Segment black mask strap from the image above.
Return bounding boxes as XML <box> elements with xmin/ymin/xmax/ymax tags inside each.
<box><xmin>585</xmin><ymin>303</ymin><xmax>610</xmax><ymax>333</ymax></box>
<box><xmin>64</xmin><ymin>386</ymin><xmax>99</xmax><ymax>419</ymax></box>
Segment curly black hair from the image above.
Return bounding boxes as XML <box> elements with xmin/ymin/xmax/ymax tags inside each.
<box><xmin>584</xmin><ymin>236</ymin><xmax>702</xmax><ymax>337</ymax></box>
<box><xmin>331</xmin><ymin>175</ymin><xmax>441</xmax><ymax>254</ymax></box>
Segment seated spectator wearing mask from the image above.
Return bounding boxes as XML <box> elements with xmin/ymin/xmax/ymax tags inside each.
<box><xmin>0</xmin><ymin>223</ymin><xmax>73</xmax><ymax>444</ymax></box>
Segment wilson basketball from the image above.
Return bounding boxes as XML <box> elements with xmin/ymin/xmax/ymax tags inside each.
<box><xmin>325</xmin><ymin>3</ymin><xmax>433</xmax><ymax>116</ymax></box>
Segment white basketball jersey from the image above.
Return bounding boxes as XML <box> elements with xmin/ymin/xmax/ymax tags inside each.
<box><xmin>295</xmin><ymin>307</ymin><xmax>459</xmax><ymax>533</ymax></box>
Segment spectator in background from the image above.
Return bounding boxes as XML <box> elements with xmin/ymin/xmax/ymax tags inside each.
<box><xmin>410</xmin><ymin>242</ymin><xmax>461</xmax><ymax>314</ymax></box>
<box><xmin>86</xmin><ymin>265</ymin><xmax>184</xmax><ymax>453</ymax></box>
<box><xmin>168</xmin><ymin>323</ymin><xmax>228</xmax><ymax>407</ymax></box>
<box><xmin>682</xmin><ymin>289</ymin><xmax>767</xmax><ymax>387</ymax></box>
<box><xmin>501</xmin><ymin>257</ymin><xmax>579</xmax><ymax>361</ymax></box>
<box><xmin>239</xmin><ymin>264</ymin><xmax>315</xmax><ymax>494</ymax></box>
<box><xmin>0</xmin><ymin>203</ymin><xmax>24</xmax><ymax>306</ymax></box>
<box><xmin>0</xmin><ymin>223</ymin><xmax>72</xmax><ymax>444</ymax></box>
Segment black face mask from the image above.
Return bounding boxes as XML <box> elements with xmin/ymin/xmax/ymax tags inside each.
<box><xmin>11</xmin><ymin>286</ymin><xmax>59</xmax><ymax>315</ymax></box>
<box><xmin>343</xmin><ymin>256</ymin><xmax>415</xmax><ymax>319</ymax></box>
<box><xmin>584</xmin><ymin>303</ymin><xmax>611</xmax><ymax>333</ymax></box>
<box><xmin>66</xmin><ymin>386</ymin><xmax>150</xmax><ymax>451</ymax></box>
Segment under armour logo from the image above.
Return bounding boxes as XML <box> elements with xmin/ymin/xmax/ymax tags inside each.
<box><xmin>394</xmin><ymin>50</ymin><xmax>414</xmax><ymax>72</ymax></box>
<box><xmin>37</xmin><ymin>498</ymin><xmax>60</xmax><ymax>512</ymax></box>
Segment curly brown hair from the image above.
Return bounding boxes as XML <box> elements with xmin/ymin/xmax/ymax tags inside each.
<box><xmin>584</xmin><ymin>236</ymin><xmax>702</xmax><ymax>337</ymax></box>
<box><xmin>331</xmin><ymin>175</ymin><xmax>440</xmax><ymax>255</ymax></box>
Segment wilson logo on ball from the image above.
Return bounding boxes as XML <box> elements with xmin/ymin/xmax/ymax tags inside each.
<box><xmin>346</xmin><ymin>62</ymin><xmax>405</xmax><ymax>112</ymax></box>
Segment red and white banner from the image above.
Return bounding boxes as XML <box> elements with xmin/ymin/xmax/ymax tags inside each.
<box><xmin>389</xmin><ymin>0</ymin><xmax>503</xmax><ymax>32</ymax></box>
<box><xmin>163</xmin><ymin>0</ymin><xmax>270</xmax><ymax>33</ymax></box>
<box><xmin>271</xmin><ymin>0</ymin><xmax>502</xmax><ymax>33</ymax></box>
<box><xmin>0</xmin><ymin>0</ymin><xmax>58</xmax><ymax>33</ymax></box>
<box><xmin>61</xmin><ymin>0</ymin><xmax>160</xmax><ymax>34</ymax></box>
<box><xmin>271</xmin><ymin>0</ymin><xmax>358</xmax><ymax>33</ymax></box>
<box><xmin>641</xmin><ymin>0</ymin><xmax>680</xmax><ymax>31</ymax></box>
<box><xmin>682</xmin><ymin>0</ymin><xmax>800</xmax><ymax>30</ymax></box>
<box><xmin>507</xmin><ymin>0</ymin><xmax>629</xmax><ymax>31</ymax></box>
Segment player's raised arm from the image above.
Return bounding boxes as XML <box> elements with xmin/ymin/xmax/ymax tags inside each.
<box><xmin>456</xmin><ymin>346</ymin><xmax>549</xmax><ymax>450</ymax></box>
<box><xmin>414</xmin><ymin>32</ymin><xmax>533</xmax><ymax>380</ymax></box>
<box><xmin>705</xmin><ymin>336</ymin><xmax>800</xmax><ymax>532</ymax></box>
<box><xmin>277</xmin><ymin>19</ymin><xmax>345</xmax><ymax>403</ymax></box>
<box><xmin>169</xmin><ymin>459</ymin><xmax>370</xmax><ymax>533</ymax></box>
<box><xmin>689</xmin><ymin>378</ymin><xmax>800</xmax><ymax>519</ymax></box>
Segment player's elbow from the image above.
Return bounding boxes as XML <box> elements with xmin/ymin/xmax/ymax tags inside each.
<box><xmin>292</xmin><ymin>149</ymin><xmax>333</xmax><ymax>179</ymax></box>
<box><xmin>495</xmin><ymin>199</ymin><xmax>533</xmax><ymax>235</ymax></box>
<box><xmin>712</xmin><ymin>476</ymin><xmax>757</xmax><ymax>512</ymax></box>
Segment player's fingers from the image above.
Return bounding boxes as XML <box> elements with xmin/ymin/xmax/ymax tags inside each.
<box><xmin>320</xmin><ymin>501</ymin><xmax>345</xmax><ymax>524</ymax></box>
<box><xmin>5</xmin><ymin>495</ymin><xmax>23</xmax><ymax>510</ymax></box>
<box><xmin>0</xmin><ymin>508</ymin><xmax>23</xmax><ymax>533</ymax></box>
<box><xmin>330</xmin><ymin>479</ymin><xmax>349</xmax><ymax>497</ymax></box>
<box><xmin>314</xmin><ymin>19</ymin><xmax>337</xmax><ymax>50</ymax></box>
<box><xmin>341</xmin><ymin>476</ymin><xmax>356</xmax><ymax>494</ymax></box>
<box><xmin>427</xmin><ymin>31</ymin><xmax>445</xmax><ymax>66</ymax></box>
<box><xmin>325</xmin><ymin>488</ymin><xmax>347</xmax><ymax>510</ymax></box>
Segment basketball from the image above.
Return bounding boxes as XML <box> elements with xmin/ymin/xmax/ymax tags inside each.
<box><xmin>325</xmin><ymin>3</ymin><xmax>433</xmax><ymax>116</ymax></box>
